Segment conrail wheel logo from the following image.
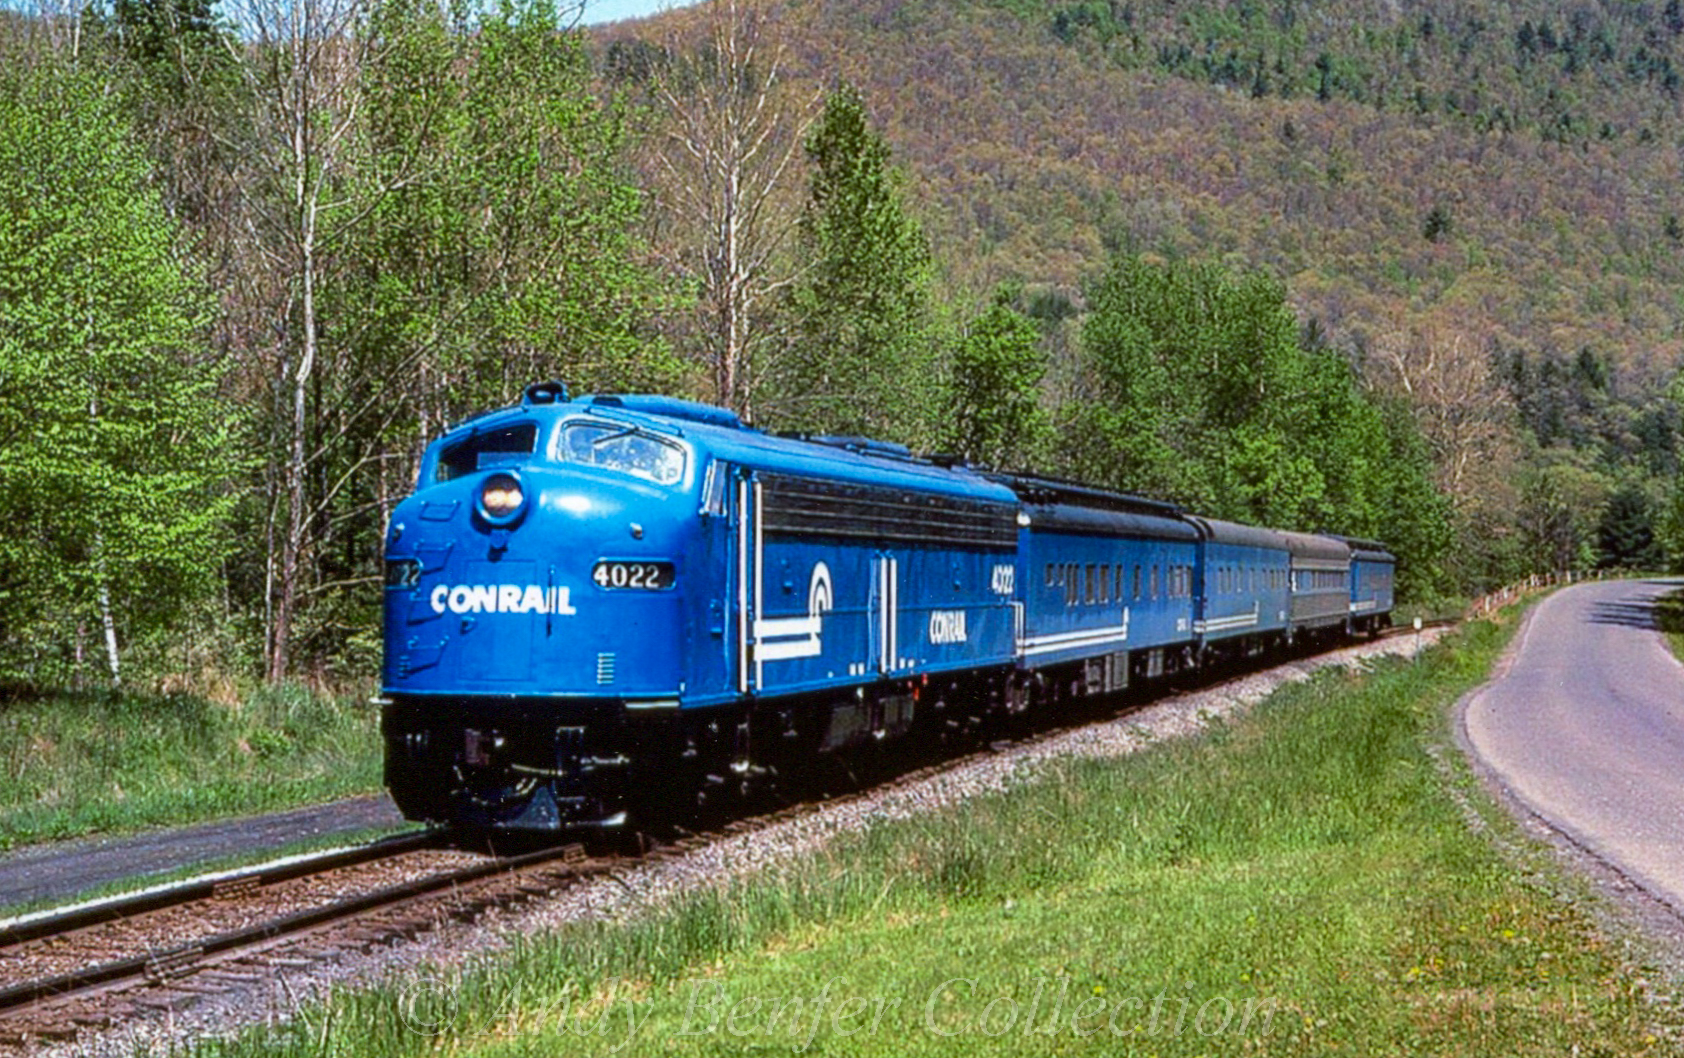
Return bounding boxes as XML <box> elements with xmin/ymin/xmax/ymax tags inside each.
<box><xmin>430</xmin><ymin>584</ymin><xmax>578</xmax><ymax>616</ymax></box>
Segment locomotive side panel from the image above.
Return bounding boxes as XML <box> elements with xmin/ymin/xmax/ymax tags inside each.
<box><xmin>743</xmin><ymin>472</ymin><xmax>1019</xmax><ymax>697</ymax></box>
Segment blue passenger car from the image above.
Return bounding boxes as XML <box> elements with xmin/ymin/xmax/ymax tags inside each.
<box><xmin>993</xmin><ymin>477</ymin><xmax>1198</xmax><ymax>687</ymax></box>
<box><xmin>1337</xmin><ymin>537</ymin><xmax>1397</xmax><ymax>636</ymax></box>
<box><xmin>1183</xmin><ymin>517</ymin><xmax>1292</xmax><ymax>660</ymax></box>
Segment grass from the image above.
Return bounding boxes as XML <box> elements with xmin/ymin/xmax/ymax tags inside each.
<box><xmin>194</xmin><ymin>612</ymin><xmax>1682</xmax><ymax>1058</ymax></box>
<box><xmin>1651</xmin><ymin>586</ymin><xmax>1684</xmax><ymax>664</ymax></box>
<box><xmin>1394</xmin><ymin>594</ymin><xmax>1470</xmax><ymax>629</ymax></box>
<box><xmin>0</xmin><ymin>682</ymin><xmax>383</xmax><ymax>851</ymax></box>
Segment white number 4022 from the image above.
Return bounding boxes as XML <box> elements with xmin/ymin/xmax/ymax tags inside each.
<box><xmin>592</xmin><ymin>561</ymin><xmax>670</xmax><ymax>590</ymax></box>
<box><xmin>990</xmin><ymin>564</ymin><xmax>1015</xmax><ymax>595</ymax></box>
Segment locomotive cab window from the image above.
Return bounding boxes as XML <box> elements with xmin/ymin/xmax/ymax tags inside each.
<box><xmin>437</xmin><ymin>423</ymin><xmax>538</xmax><ymax>482</ymax></box>
<box><xmin>556</xmin><ymin>421</ymin><xmax>688</xmax><ymax>486</ymax></box>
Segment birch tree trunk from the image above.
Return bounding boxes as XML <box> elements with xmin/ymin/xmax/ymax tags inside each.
<box><xmin>95</xmin><ymin>546</ymin><xmax>120</xmax><ymax>686</ymax></box>
<box><xmin>86</xmin><ymin>394</ymin><xmax>120</xmax><ymax>686</ymax></box>
<box><xmin>220</xmin><ymin>0</ymin><xmax>366</xmax><ymax>680</ymax></box>
<box><xmin>655</xmin><ymin>0</ymin><xmax>817</xmax><ymax>416</ymax></box>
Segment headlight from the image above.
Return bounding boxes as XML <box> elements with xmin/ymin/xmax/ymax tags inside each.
<box><xmin>478</xmin><ymin>472</ymin><xmax>526</xmax><ymax>524</ymax></box>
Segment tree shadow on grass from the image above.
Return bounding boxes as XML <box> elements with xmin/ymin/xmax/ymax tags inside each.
<box><xmin>1582</xmin><ymin>580</ymin><xmax>1684</xmax><ymax>633</ymax></box>
<box><xmin>1650</xmin><ymin>585</ymin><xmax>1684</xmax><ymax>638</ymax></box>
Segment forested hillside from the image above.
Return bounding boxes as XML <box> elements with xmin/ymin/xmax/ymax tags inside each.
<box><xmin>602</xmin><ymin>0</ymin><xmax>1684</xmax><ymax>588</ymax></box>
<box><xmin>0</xmin><ymin>0</ymin><xmax>1676</xmax><ymax>689</ymax></box>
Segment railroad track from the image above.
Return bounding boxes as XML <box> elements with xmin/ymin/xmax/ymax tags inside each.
<box><xmin>0</xmin><ymin>829</ymin><xmax>438</xmax><ymax>949</ymax></box>
<box><xmin>0</xmin><ymin>624</ymin><xmax>1451</xmax><ymax>1050</ymax></box>
<box><xmin>0</xmin><ymin>746</ymin><xmax>1053</xmax><ymax>1048</ymax></box>
<box><xmin>0</xmin><ymin>833</ymin><xmax>624</xmax><ymax>1047</ymax></box>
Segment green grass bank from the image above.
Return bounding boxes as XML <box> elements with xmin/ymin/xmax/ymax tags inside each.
<box><xmin>197</xmin><ymin>614</ymin><xmax>1680</xmax><ymax>1057</ymax></box>
<box><xmin>1653</xmin><ymin>586</ymin><xmax>1684</xmax><ymax>663</ymax></box>
<box><xmin>0</xmin><ymin>683</ymin><xmax>382</xmax><ymax>850</ymax></box>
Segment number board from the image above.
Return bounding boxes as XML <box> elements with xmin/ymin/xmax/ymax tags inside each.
<box><xmin>592</xmin><ymin>561</ymin><xmax>676</xmax><ymax>591</ymax></box>
<box><xmin>385</xmin><ymin>558</ymin><xmax>421</xmax><ymax>589</ymax></box>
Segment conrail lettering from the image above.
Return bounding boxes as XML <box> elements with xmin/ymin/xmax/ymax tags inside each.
<box><xmin>928</xmin><ymin>610</ymin><xmax>968</xmax><ymax>644</ymax></box>
<box><xmin>429</xmin><ymin>584</ymin><xmax>578</xmax><ymax>616</ymax></box>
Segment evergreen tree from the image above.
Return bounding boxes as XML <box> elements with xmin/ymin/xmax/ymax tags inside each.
<box><xmin>773</xmin><ymin>83</ymin><xmax>936</xmax><ymax>445</ymax></box>
<box><xmin>0</xmin><ymin>66</ymin><xmax>231</xmax><ymax>684</ymax></box>
<box><xmin>106</xmin><ymin>0</ymin><xmax>224</xmax><ymax>92</ymax></box>
<box><xmin>1597</xmin><ymin>481</ymin><xmax>1661</xmax><ymax>569</ymax></box>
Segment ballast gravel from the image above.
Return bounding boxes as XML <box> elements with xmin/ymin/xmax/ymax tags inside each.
<box><xmin>48</xmin><ymin>632</ymin><xmax>1443</xmax><ymax>1058</ymax></box>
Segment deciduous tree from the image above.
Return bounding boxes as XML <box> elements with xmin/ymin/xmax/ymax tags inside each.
<box><xmin>0</xmin><ymin>65</ymin><xmax>231</xmax><ymax>684</ymax></box>
<box><xmin>649</xmin><ymin>0</ymin><xmax>817</xmax><ymax>415</ymax></box>
<box><xmin>1067</xmin><ymin>252</ymin><xmax>1450</xmax><ymax>591</ymax></box>
<box><xmin>940</xmin><ymin>291</ymin><xmax>1048</xmax><ymax>468</ymax></box>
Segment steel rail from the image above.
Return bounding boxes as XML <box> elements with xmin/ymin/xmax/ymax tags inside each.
<box><xmin>0</xmin><ymin>841</ymin><xmax>597</xmax><ymax>1019</ymax></box>
<box><xmin>0</xmin><ymin>829</ymin><xmax>440</xmax><ymax>952</ymax></box>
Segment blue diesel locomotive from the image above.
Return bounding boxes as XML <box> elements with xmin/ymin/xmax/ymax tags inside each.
<box><xmin>380</xmin><ymin>384</ymin><xmax>1394</xmax><ymax>831</ymax></box>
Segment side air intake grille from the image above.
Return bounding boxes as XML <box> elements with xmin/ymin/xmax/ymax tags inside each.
<box><xmin>759</xmin><ymin>473</ymin><xmax>1017</xmax><ymax>548</ymax></box>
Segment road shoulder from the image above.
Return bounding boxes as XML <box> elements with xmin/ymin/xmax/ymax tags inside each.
<box><xmin>1452</xmin><ymin>588</ymin><xmax>1684</xmax><ymax>978</ymax></box>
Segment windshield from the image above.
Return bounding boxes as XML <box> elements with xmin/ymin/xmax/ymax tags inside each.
<box><xmin>556</xmin><ymin>421</ymin><xmax>688</xmax><ymax>486</ymax></box>
<box><xmin>436</xmin><ymin>423</ymin><xmax>537</xmax><ymax>482</ymax></box>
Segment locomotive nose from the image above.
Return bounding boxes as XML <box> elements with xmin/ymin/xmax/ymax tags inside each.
<box><xmin>383</xmin><ymin>474</ymin><xmax>688</xmax><ymax>697</ymax></box>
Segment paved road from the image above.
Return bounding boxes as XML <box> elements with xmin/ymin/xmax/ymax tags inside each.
<box><xmin>0</xmin><ymin>795</ymin><xmax>406</xmax><ymax>912</ymax></box>
<box><xmin>1464</xmin><ymin>577</ymin><xmax>1684</xmax><ymax>912</ymax></box>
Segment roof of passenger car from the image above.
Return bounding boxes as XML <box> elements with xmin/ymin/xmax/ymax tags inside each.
<box><xmin>1277</xmin><ymin>530</ymin><xmax>1351</xmax><ymax>564</ymax></box>
<box><xmin>1018</xmin><ymin>502</ymin><xmax>1198</xmax><ymax>541</ymax></box>
<box><xmin>1326</xmin><ymin>535</ymin><xmax>1397</xmax><ymax>563</ymax></box>
<box><xmin>1180</xmin><ymin>516</ymin><xmax>1293</xmax><ymax>553</ymax></box>
<box><xmin>981</xmin><ymin>472</ymin><xmax>1195</xmax><ymax>541</ymax></box>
